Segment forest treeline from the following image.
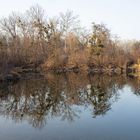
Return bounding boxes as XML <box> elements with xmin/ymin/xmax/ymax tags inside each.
<box><xmin>0</xmin><ymin>5</ymin><xmax>140</xmax><ymax>79</ymax></box>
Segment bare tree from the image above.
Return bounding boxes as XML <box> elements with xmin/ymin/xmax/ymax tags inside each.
<box><xmin>59</xmin><ymin>10</ymin><xmax>81</xmax><ymax>51</ymax></box>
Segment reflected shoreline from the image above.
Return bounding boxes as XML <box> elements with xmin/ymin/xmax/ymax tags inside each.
<box><xmin>0</xmin><ymin>73</ymin><xmax>139</xmax><ymax>129</ymax></box>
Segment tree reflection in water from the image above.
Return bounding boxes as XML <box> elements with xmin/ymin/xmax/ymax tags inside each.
<box><xmin>0</xmin><ymin>73</ymin><xmax>139</xmax><ymax>128</ymax></box>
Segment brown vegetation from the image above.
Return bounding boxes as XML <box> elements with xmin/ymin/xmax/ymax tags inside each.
<box><xmin>0</xmin><ymin>5</ymin><xmax>140</xmax><ymax>81</ymax></box>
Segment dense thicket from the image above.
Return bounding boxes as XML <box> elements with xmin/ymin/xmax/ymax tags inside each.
<box><xmin>0</xmin><ymin>5</ymin><xmax>140</xmax><ymax>76</ymax></box>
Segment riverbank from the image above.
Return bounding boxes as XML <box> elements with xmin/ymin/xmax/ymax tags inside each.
<box><xmin>0</xmin><ymin>65</ymin><xmax>128</xmax><ymax>83</ymax></box>
<box><xmin>1</xmin><ymin>60</ymin><xmax>138</xmax><ymax>83</ymax></box>
<box><xmin>0</xmin><ymin>66</ymin><xmax>43</xmax><ymax>83</ymax></box>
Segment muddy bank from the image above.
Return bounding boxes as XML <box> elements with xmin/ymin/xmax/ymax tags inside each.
<box><xmin>0</xmin><ymin>63</ymin><xmax>136</xmax><ymax>83</ymax></box>
<box><xmin>0</xmin><ymin>66</ymin><xmax>44</xmax><ymax>83</ymax></box>
<box><xmin>45</xmin><ymin>65</ymin><xmax>126</xmax><ymax>75</ymax></box>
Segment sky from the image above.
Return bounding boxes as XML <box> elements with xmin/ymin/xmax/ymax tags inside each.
<box><xmin>0</xmin><ymin>0</ymin><xmax>139</xmax><ymax>40</ymax></box>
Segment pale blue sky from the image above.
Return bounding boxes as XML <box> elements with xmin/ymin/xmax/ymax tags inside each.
<box><xmin>0</xmin><ymin>0</ymin><xmax>139</xmax><ymax>39</ymax></box>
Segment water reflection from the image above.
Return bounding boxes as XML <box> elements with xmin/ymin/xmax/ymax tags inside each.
<box><xmin>0</xmin><ymin>73</ymin><xmax>139</xmax><ymax>129</ymax></box>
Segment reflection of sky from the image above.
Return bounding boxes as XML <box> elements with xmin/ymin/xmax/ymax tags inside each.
<box><xmin>0</xmin><ymin>85</ymin><xmax>140</xmax><ymax>140</ymax></box>
<box><xmin>0</xmin><ymin>0</ymin><xmax>140</xmax><ymax>40</ymax></box>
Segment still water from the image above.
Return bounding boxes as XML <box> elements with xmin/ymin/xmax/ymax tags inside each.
<box><xmin>0</xmin><ymin>73</ymin><xmax>140</xmax><ymax>140</ymax></box>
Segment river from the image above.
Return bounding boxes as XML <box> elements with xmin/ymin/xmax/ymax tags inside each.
<box><xmin>0</xmin><ymin>73</ymin><xmax>140</xmax><ymax>140</ymax></box>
